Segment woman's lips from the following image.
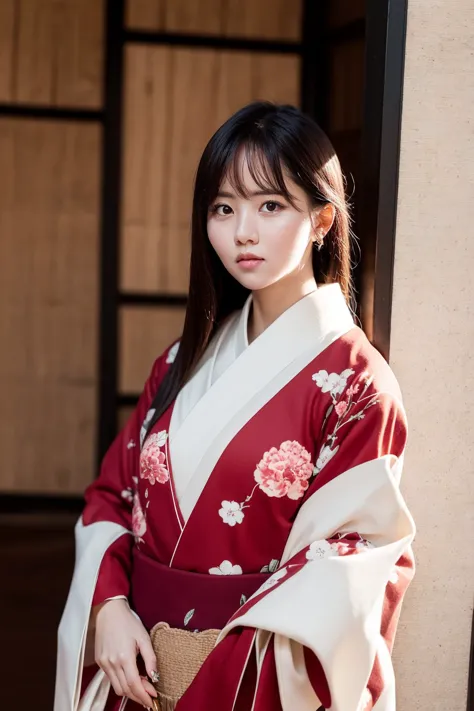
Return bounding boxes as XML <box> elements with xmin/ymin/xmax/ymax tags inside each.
<box><xmin>236</xmin><ymin>254</ymin><xmax>264</xmax><ymax>270</ymax></box>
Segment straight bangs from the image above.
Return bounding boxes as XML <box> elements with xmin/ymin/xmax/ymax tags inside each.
<box><xmin>221</xmin><ymin>140</ymin><xmax>300</xmax><ymax>209</ymax></box>
<box><xmin>202</xmin><ymin>136</ymin><xmax>333</xmax><ymax>221</ymax></box>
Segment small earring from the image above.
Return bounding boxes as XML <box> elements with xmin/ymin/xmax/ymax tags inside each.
<box><xmin>313</xmin><ymin>235</ymin><xmax>323</xmax><ymax>251</ymax></box>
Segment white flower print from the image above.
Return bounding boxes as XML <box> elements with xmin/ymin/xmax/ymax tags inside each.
<box><xmin>126</xmin><ymin>439</ymin><xmax>136</xmax><ymax>450</ymax></box>
<box><xmin>313</xmin><ymin>444</ymin><xmax>339</xmax><ymax>475</ymax></box>
<box><xmin>154</xmin><ymin>430</ymin><xmax>168</xmax><ymax>447</ymax></box>
<box><xmin>312</xmin><ymin>368</ymin><xmax>355</xmax><ymax>397</ymax></box>
<box><xmin>258</xmin><ymin>567</ymin><xmax>288</xmax><ymax>593</ymax></box>
<box><xmin>307</xmin><ymin>537</ymin><xmax>374</xmax><ymax>562</ymax></box>
<box><xmin>209</xmin><ymin>560</ymin><xmax>243</xmax><ymax>575</ymax></box>
<box><xmin>219</xmin><ymin>500</ymin><xmax>245</xmax><ymax>526</ymax></box>
<box><xmin>166</xmin><ymin>341</ymin><xmax>180</xmax><ymax>364</ymax></box>
<box><xmin>121</xmin><ymin>487</ymin><xmax>133</xmax><ymax>504</ymax></box>
<box><xmin>306</xmin><ymin>540</ymin><xmax>333</xmax><ymax>561</ymax></box>
<box><xmin>140</xmin><ymin>408</ymin><xmax>156</xmax><ymax>449</ymax></box>
<box><xmin>311</xmin><ymin>367</ymin><xmax>379</xmax><ymax>481</ymax></box>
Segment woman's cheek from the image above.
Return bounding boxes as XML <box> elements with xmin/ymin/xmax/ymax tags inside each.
<box><xmin>208</xmin><ymin>234</ymin><xmax>234</xmax><ymax>271</ymax></box>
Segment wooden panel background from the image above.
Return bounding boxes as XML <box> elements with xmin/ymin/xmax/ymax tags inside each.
<box><xmin>0</xmin><ymin>0</ymin><xmax>15</xmax><ymax>102</ymax></box>
<box><xmin>119</xmin><ymin>307</ymin><xmax>185</xmax><ymax>394</ymax></box>
<box><xmin>0</xmin><ymin>0</ymin><xmax>104</xmax><ymax>107</ymax></box>
<box><xmin>0</xmin><ymin>0</ymin><xmax>303</xmax><ymax>491</ymax></box>
<box><xmin>126</xmin><ymin>0</ymin><xmax>303</xmax><ymax>40</ymax></box>
<box><xmin>0</xmin><ymin>119</ymin><xmax>101</xmax><ymax>493</ymax></box>
<box><xmin>120</xmin><ymin>45</ymin><xmax>300</xmax><ymax>294</ymax></box>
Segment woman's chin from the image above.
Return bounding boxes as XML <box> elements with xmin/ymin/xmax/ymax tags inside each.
<box><xmin>231</xmin><ymin>272</ymin><xmax>274</xmax><ymax>291</ymax></box>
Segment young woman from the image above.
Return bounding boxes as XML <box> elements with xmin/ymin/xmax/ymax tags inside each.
<box><xmin>55</xmin><ymin>102</ymin><xmax>415</xmax><ymax>711</ymax></box>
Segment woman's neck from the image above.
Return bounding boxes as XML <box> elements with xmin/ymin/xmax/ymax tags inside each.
<box><xmin>248</xmin><ymin>272</ymin><xmax>318</xmax><ymax>344</ymax></box>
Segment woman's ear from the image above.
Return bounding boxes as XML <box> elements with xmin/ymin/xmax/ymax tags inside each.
<box><xmin>311</xmin><ymin>203</ymin><xmax>336</xmax><ymax>247</ymax></box>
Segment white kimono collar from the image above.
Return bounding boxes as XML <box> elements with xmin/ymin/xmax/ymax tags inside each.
<box><xmin>170</xmin><ymin>282</ymin><xmax>355</xmax><ymax>526</ymax></box>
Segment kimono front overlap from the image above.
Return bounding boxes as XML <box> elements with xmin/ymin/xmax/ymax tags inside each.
<box><xmin>55</xmin><ymin>284</ymin><xmax>415</xmax><ymax>711</ymax></box>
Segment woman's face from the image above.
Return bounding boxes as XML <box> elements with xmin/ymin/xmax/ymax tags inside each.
<box><xmin>207</xmin><ymin>152</ymin><xmax>320</xmax><ymax>292</ymax></box>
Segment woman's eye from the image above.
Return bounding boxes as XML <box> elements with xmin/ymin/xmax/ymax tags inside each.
<box><xmin>261</xmin><ymin>201</ymin><xmax>283</xmax><ymax>213</ymax></box>
<box><xmin>213</xmin><ymin>204</ymin><xmax>233</xmax><ymax>216</ymax></box>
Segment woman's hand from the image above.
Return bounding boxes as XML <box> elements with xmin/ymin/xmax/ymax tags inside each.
<box><xmin>93</xmin><ymin>598</ymin><xmax>158</xmax><ymax>708</ymax></box>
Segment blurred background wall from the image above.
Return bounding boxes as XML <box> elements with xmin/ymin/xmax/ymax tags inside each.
<box><xmin>0</xmin><ymin>1</ymin><xmax>368</xmax><ymax>707</ymax></box>
<box><xmin>390</xmin><ymin>1</ymin><xmax>474</xmax><ymax>709</ymax></box>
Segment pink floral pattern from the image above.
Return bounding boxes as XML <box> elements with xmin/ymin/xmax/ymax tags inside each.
<box><xmin>140</xmin><ymin>431</ymin><xmax>170</xmax><ymax>485</ymax></box>
<box><xmin>306</xmin><ymin>534</ymin><xmax>373</xmax><ymax>561</ymax></box>
<box><xmin>254</xmin><ymin>440</ymin><xmax>314</xmax><ymax>500</ymax></box>
<box><xmin>219</xmin><ymin>440</ymin><xmax>314</xmax><ymax>526</ymax></box>
<box><xmin>334</xmin><ymin>400</ymin><xmax>348</xmax><ymax>417</ymax></box>
<box><xmin>132</xmin><ymin>492</ymin><xmax>147</xmax><ymax>540</ymax></box>
<box><xmin>218</xmin><ymin>367</ymin><xmax>380</xmax><ymax>528</ymax></box>
<box><xmin>312</xmin><ymin>368</ymin><xmax>379</xmax><ymax>477</ymax></box>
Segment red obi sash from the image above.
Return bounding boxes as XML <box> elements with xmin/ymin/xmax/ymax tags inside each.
<box><xmin>130</xmin><ymin>547</ymin><xmax>268</xmax><ymax>631</ymax></box>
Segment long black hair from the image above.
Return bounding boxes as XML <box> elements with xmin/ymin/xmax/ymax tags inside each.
<box><xmin>146</xmin><ymin>101</ymin><xmax>354</xmax><ymax>431</ymax></box>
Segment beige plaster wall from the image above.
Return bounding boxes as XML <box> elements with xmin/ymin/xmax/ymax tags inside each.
<box><xmin>390</xmin><ymin>2</ymin><xmax>474</xmax><ymax>709</ymax></box>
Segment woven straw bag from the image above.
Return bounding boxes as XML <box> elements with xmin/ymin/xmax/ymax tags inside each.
<box><xmin>149</xmin><ymin>622</ymin><xmax>219</xmax><ymax>711</ymax></box>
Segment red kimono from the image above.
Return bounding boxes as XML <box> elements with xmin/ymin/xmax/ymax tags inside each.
<box><xmin>55</xmin><ymin>284</ymin><xmax>415</xmax><ymax>711</ymax></box>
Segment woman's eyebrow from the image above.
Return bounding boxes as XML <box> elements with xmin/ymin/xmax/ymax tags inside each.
<box><xmin>216</xmin><ymin>189</ymin><xmax>286</xmax><ymax>198</ymax></box>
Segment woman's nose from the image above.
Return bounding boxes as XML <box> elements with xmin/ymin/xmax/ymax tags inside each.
<box><xmin>234</xmin><ymin>215</ymin><xmax>259</xmax><ymax>245</ymax></box>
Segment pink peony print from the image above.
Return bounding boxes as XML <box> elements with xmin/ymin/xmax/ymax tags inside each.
<box><xmin>132</xmin><ymin>493</ymin><xmax>147</xmax><ymax>540</ymax></box>
<box><xmin>140</xmin><ymin>432</ymin><xmax>170</xmax><ymax>485</ymax></box>
<box><xmin>346</xmin><ymin>383</ymin><xmax>360</xmax><ymax>398</ymax></box>
<box><xmin>254</xmin><ymin>440</ymin><xmax>314</xmax><ymax>500</ymax></box>
<box><xmin>335</xmin><ymin>400</ymin><xmax>349</xmax><ymax>417</ymax></box>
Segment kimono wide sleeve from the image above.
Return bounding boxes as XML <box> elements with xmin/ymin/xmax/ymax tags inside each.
<box><xmin>177</xmin><ymin>378</ymin><xmax>416</xmax><ymax>711</ymax></box>
<box><xmin>54</xmin><ymin>347</ymin><xmax>173</xmax><ymax>711</ymax></box>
